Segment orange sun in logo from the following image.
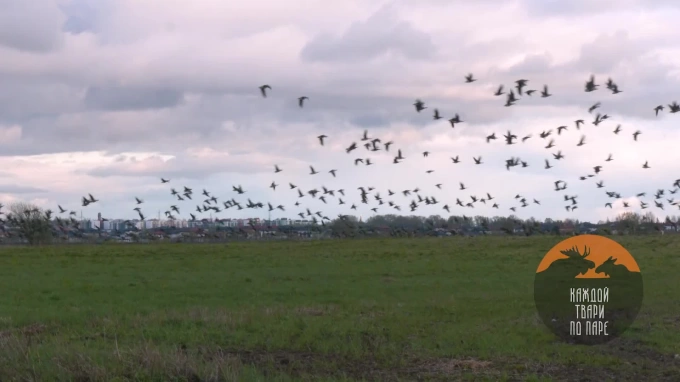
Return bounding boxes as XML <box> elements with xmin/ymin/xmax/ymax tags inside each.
<box><xmin>536</xmin><ymin>234</ymin><xmax>640</xmax><ymax>278</ymax></box>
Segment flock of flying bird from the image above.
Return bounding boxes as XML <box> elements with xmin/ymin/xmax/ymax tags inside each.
<box><xmin>2</xmin><ymin>74</ymin><xmax>680</xmax><ymax>238</ymax></box>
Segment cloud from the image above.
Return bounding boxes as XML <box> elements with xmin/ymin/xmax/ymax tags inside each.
<box><xmin>518</xmin><ymin>0</ymin><xmax>680</xmax><ymax>18</ymax></box>
<box><xmin>1</xmin><ymin>0</ymin><xmax>680</xmax><ymax>223</ymax></box>
<box><xmin>0</xmin><ymin>185</ymin><xmax>47</xmax><ymax>194</ymax></box>
<box><xmin>0</xmin><ymin>124</ymin><xmax>22</xmax><ymax>143</ymax></box>
<box><xmin>300</xmin><ymin>3</ymin><xmax>437</xmax><ymax>63</ymax></box>
<box><xmin>83</xmin><ymin>86</ymin><xmax>185</xmax><ymax>111</ymax></box>
<box><xmin>0</xmin><ymin>0</ymin><xmax>66</xmax><ymax>52</ymax></box>
<box><xmin>85</xmin><ymin>148</ymin><xmax>275</xmax><ymax>179</ymax></box>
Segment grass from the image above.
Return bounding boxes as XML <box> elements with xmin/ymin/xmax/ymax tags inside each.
<box><xmin>0</xmin><ymin>235</ymin><xmax>679</xmax><ymax>381</ymax></box>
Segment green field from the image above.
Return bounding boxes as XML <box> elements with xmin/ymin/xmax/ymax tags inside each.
<box><xmin>0</xmin><ymin>236</ymin><xmax>679</xmax><ymax>381</ymax></box>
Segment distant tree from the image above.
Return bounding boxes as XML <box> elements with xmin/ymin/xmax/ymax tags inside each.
<box><xmin>616</xmin><ymin>211</ymin><xmax>641</xmax><ymax>224</ymax></box>
<box><xmin>329</xmin><ymin>215</ymin><xmax>359</xmax><ymax>238</ymax></box>
<box><xmin>5</xmin><ymin>202</ymin><xmax>53</xmax><ymax>245</ymax></box>
<box><xmin>427</xmin><ymin>215</ymin><xmax>446</xmax><ymax>228</ymax></box>
<box><xmin>616</xmin><ymin>211</ymin><xmax>641</xmax><ymax>234</ymax></box>
<box><xmin>641</xmin><ymin>211</ymin><xmax>656</xmax><ymax>224</ymax></box>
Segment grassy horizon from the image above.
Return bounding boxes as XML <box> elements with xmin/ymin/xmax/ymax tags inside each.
<box><xmin>1</xmin><ymin>236</ymin><xmax>679</xmax><ymax>381</ymax></box>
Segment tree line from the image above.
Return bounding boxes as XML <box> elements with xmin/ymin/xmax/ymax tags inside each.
<box><xmin>1</xmin><ymin>202</ymin><xmax>677</xmax><ymax>245</ymax></box>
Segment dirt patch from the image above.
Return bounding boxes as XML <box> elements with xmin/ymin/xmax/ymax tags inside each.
<box><xmin>294</xmin><ymin>306</ymin><xmax>331</xmax><ymax>316</ymax></box>
<box><xmin>216</xmin><ymin>349</ymin><xmax>672</xmax><ymax>381</ymax></box>
<box><xmin>204</xmin><ymin>348</ymin><xmax>386</xmax><ymax>379</ymax></box>
<box><xmin>132</xmin><ymin>342</ymin><xmax>680</xmax><ymax>382</ymax></box>
<box><xmin>662</xmin><ymin>315</ymin><xmax>680</xmax><ymax>329</ymax></box>
<box><xmin>398</xmin><ymin>357</ymin><xmax>496</xmax><ymax>380</ymax></box>
<box><xmin>490</xmin><ymin>338</ymin><xmax>680</xmax><ymax>382</ymax></box>
<box><xmin>596</xmin><ymin>337</ymin><xmax>679</xmax><ymax>371</ymax></box>
<box><xmin>0</xmin><ymin>322</ymin><xmax>46</xmax><ymax>339</ymax></box>
<box><xmin>203</xmin><ymin>349</ymin><xmax>520</xmax><ymax>381</ymax></box>
<box><xmin>429</xmin><ymin>358</ymin><xmax>492</xmax><ymax>371</ymax></box>
<box><xmin>1</xmin><ymin>325</ymin><xmax>678</xmax><ymax>381</ymax></box>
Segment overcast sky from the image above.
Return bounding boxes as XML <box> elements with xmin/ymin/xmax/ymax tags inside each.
<box><xmin>1</xmin><ymin>0</ymin><xmax>680</xmax><ymax>223</ymax></box>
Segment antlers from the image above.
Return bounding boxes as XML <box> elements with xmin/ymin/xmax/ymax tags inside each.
<box><xmin>560</xmin><ymin>245</ymin><xmax>591</xmax><ymax>259</ymax></box>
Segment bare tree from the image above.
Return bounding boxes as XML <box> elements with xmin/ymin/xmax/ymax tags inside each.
<box><xmin>641</xmin><ymin>211</ymin><xmax>656</xmax><ymax>224</ymax></box>
<box><xmin>5</xmin><ymin>202</ymin><xmax>53</xmax><ymax>245</ymax></box>
<box><xmin>616</xmin><ymin>211</ymin><xmax>641</xmax><ymax>234</ymax></box>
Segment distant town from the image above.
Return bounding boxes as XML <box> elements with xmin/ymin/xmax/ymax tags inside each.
<box><xmin>2</xmin><ymin>208</ymin><xmax>680</xmax><ymax>246</ymax></box>
<box><xmin>86</xmin><ymin>213</ymin><xmax>313</xmax><ymax>231</ymax></box>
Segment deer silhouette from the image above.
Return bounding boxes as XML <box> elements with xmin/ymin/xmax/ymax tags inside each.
<box><xmin>539</xmin><ymin>245</ymin><xmax>595</xmax><ymax>279</ymax></box>
<box><xmin>595</xmin><ymin>256</ymin><xmax>631</xmax><ymax>279</ymax></box>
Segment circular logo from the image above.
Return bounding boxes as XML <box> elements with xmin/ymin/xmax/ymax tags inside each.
<box><xmin>534</xmin><ymin>234</ymin><xmax>643</xmax><ymax>345</ymax></box>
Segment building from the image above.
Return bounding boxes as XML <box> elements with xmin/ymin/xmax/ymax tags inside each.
<box><xmin>81</xmin><ymin>219</ymin><xmax>93</xmax><ymax>230</ymax></box>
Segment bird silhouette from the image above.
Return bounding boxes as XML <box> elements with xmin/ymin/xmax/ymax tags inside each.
<box><xmin>259</xmin><ymin>85</ymin><xmax>271</xmax><ymax>98</ymax></box>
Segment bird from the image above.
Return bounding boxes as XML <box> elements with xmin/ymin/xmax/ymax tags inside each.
<box><xmin>259</xmin><ymin>85</ymin><xmax>271</xmax><ymax>98</ymax></box>
<box><xmin>22</xmin><ymin>60</ymin><xmax>680</xmax><ymax>246</ymax></box>
<box><xmin>589</xmin><ymin>102</ymin><xmax>601</xmax><ymax>113</ymax></box>
<box><xmin>540</xmin><ymin>85</ymin><xmax>551</xmax><ymax>97</ymax></box>
<box><xmin>414</xmin><ymin>99</ymin><xmax>426</xmax><ymax>112</ymax></box>
<box><xmin>516</xmin><ymin>79</ymin><xmax>528</xmax><ymax>96</ymax></box>
<box><xmin>585</xmin><ymin>75</ymin><xmax>598</xmax><ymax>92</ymax></box>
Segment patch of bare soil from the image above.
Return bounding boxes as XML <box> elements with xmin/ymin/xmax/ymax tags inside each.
<box><xmin>492</xmin><ymin>337</ymin><xmax>680</xmax><ymax>382</ymax></box>
<box><xmin>204</xmin><ymin>348</ymin><xmax>502</xmax><ymax>381</ymax></box>
<box><xmin>208</xmin><ymin>344</ymin><xmax>680</xmax><ymax>382</ymax></box>
<box><xmin>592</xmin><ymin>337</ymin><xmax>680</xmax><ymax>380</ymax></box>
<box><xmin>2</xmin><ymin>325</ymin><xmax>677</xmax><ymax>381</ymax></box>
<box><xmin>0</xmin><ymin>323</ymin><xmax>46</xmax><ymax>339</ymax></box>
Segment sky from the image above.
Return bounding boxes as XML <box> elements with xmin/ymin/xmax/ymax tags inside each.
<box><xmin>2</xmin><ymin>0</ymin><xmax>680</xmax><ymax>223</ymax></box>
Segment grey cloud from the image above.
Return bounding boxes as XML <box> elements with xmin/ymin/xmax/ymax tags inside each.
<box><xmin>492</xmin><ymin>30</ymin><xmax>680</xmax><ymax>121</ymax></box>
<box><xmin>518</xmin><ymin>0</ymin><xmax>680</xmax><ymax>17</ymax></box>
<box><xmin>0</xmin><ymin>78</ymin><xmax>83</xmax><ymax>121</ymax></box>
<box><xmin>518</xmin><ymin>0</ymin><xmax>617</xmax><ymax>17</ymax></box>
<box><xmin>349</xmin><ymin>114</ymin><xmax>390</xmax><ymax>128</ymax></box>
<box><xmin>0</xmin><ymin>0</ymin><xmax>66</xmax><ymax>52</ymax></box>
<box><xmin>0</xmin><ymin>184</ymin><xmax>47</xmax><ymax>194</ymax></box>
<box><xmin>60</xmin><ymin>0</ymin><xmax>109</xmax><ymax>35</ymax></box>
<box><xmin>503</xmin><ymin>53</ymin><xmax>553</xmax><ymax>76</ymax></box>
<box><xmin>1</xmin><ymin>1</ymin><xmax>680</xmax><ymax>224</ymax></box>
<box><xmin>300</xmin><ymin>4</ymin><xmax>437</xmax><ymax>63</ymax></box>
<box><xmin>572</xmin><ymin>31</ymin><xmax>649</xmax><ymax>73</ymax></box>
<box><xmin>0</xmin><ymin>85</ymin><xmax>527</xmax><ymax>158</ymax></box>
<box><xmin>502</xmin><ymin>30</ymin><xmax>655</xmax><ymax>77</ymax></box>
<box><xmin>83</xmin><ymin>86</ymin><xmax>186</xmax><ymax>111</ymax></box>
